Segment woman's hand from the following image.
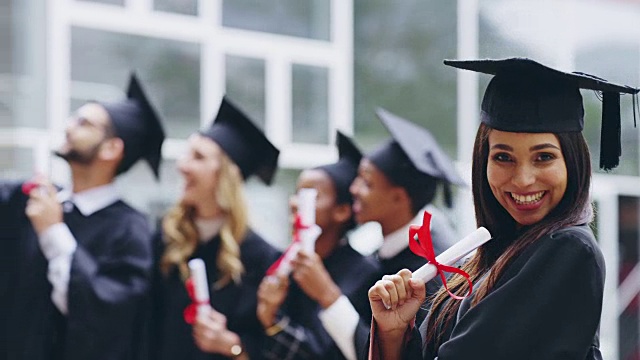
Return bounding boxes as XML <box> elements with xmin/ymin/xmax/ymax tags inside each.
<box><xmin>369</xmin><ymin>269</ymin><xmax>425</xmax><ymax>334</ymax></box>
<box><xmin>192</xmin><ymin>307</ymin><xmax>241</xmax><ymax>355</ymax></box>
<box><xmin>291</xmin><ymin>249</ymin><xmax>342</xmax><ymax>308</ymax></box>
<box><xmin>257</xmin><ymin>274</ymin><xmax>289</xmax><ymax>328</ymax></box>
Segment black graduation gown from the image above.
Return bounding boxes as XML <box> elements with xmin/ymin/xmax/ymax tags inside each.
<box><xmin>0</xmin><ymin>181</ymin><xmax>153</xmax><ymax>360</ymax></box>
<box><xmin>398</xmin><ymin>225</ymin><xmax>605</xmax><ymax>360</ymax></box>
<box><xmin>148</xmin><ymin>229</ymin><xmax>280</xmax><ymax>360</ymax></box>
<box><xmin>263</xmin><ymin>242</ymin><xmax>381</xmax><ymax>359</ymax></box>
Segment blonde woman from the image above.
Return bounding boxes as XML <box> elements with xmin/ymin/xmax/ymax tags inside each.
<box><xmin>147</xmin><ymin>97</ymin><xmax>281</xmax><ymax>360</ymax></box>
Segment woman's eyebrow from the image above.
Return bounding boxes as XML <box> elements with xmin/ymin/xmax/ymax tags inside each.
<box><xmin>490</xmin><ymin>144</ymin><xmax>512</xmax><ymax>151</ymax></box>
<box><xmin>530</xmin><ymin>143</ymin><xmax>560</xmax><ymax>151</ymax></box>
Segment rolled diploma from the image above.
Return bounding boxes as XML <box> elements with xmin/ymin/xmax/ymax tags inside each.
<box><xmin>188</xmin><ymin>258</ymin><xmax>210</xmax><ymax>318</ymax></box>
<box><xmin>412</xmin><ymin>227</ymin><xmax>492</xmax><ymax>283</ymax></box>
<box><xmin>297</xmin><ymin>188</ymin><xmax>318</xmax><ymax>253</ymax></box>
<box><xmin>275</xmin><ymin>242</ymin><xmax>301</xmax><ymax>276</ymax></box>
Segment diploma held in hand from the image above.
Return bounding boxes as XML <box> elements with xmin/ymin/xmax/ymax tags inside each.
<box><xmin>265</xmin><ymin>188</ymin><xmax>321</xmax><ymax>277</ymax></box>
<box><xmin>412</xmin><ymin>227</ymin><xmax>492</xmax><ymax>283</ymax></box>
<box><xmin>297</xmin><ymin>188</ymin><xmax>320</xmax><ymax>253</ymax></box>
<box><xmin>188</xmin><ymin>258</ymin><xmax>210</xmax><ymax>319</ymax></box>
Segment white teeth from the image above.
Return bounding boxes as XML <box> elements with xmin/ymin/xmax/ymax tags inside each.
<box><xmin>510</xmin><ymin>191</ymin><xmax>545</xmax><ymax>205</ymax></box>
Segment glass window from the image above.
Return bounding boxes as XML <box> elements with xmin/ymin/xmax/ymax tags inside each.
<box><xmin>76</xmin><ymin>0</ymin><xmax>124</xmax><ymax>5</ymax></box>
<box><xmin>292</xmin><ymin>64</ymin><xmax>328</xmax><ymax>144</ymax></box>
<box><xmin>70</xmin><ymin>27</ymin><xmax>201</xmax><ymax>139</ymax></box>
<box><xmin>0</xmin><ymin>146</ymin><xmax>36</xmax><ymax>180</ymax></box>
<box><xmin>154</xmin><ymin>0</ymin><xmax>198</xmax><ymax>16</ymax></box>
<box><xmin>222</xmin><ymin>0</ymin><xmax>330</xmax><ymax>41</ymax></box>
<box><xmin>116</xmin><ymin>158</ymin><xmax>180</xmax><ymax>227</ymax></box>
<box><xmin>224</xmin><ymin>55</ymin><xmax>266</xmax><ymax>129</ymax></box>
<box><xmin>1</xmin><ymin>0</ymin><xmax>46</xmax><ymax>128</ymax></box>
<box><xmin>245</xmin><ymin>168</ymin><xmax>300</xmax><ymax>250</ymax></box>
<box><xmin>353</xmin><ymin>0</ymin><xmax>458</xmax><ymax>156</ymax></box>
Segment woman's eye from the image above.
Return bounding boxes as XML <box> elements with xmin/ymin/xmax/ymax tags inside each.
<box><xmin>536</xmin><ymin>153</ymin><xmax>556</xmax><ymax>162</ymax></box>
<box><xmin>492</xmin><ymin>153</ymin><xmax>511</xmax><ymax>162</ymax></box>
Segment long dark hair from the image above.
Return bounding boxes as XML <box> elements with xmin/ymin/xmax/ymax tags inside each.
<box><xmin>425</xmin><ymin>122</ymin><xmax>593</xmax><ymax>347</ymax></box>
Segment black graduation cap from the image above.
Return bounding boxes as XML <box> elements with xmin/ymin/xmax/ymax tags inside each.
<box><xmin>315</xmin><ymin>131</ymin><xmax>362</xmax><ymax>205</ymax></box>
<box><xmin>444</xmin><ymin>57</ymin><xmax>640</xmax><ymax>171</ymax></box>
<box><xmin>200</xmin><ymin>97</ymin><xmax>280</xmax><ymax>185</ymax></box>
<box><xmin>100</xmin><ymin>73</ymin><xmax>166</xmax><ymax>179</ymax></box>
<box><xmin>368</xmin><ymin>108</ymin><xmax>465</xmax><ymax>208</ymax></box>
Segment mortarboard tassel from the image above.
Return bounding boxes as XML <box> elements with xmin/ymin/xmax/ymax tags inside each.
<box><xmin>599</xmin><ymin>91</ymin><xmax>621</xmax><ymax>171</ymax></box>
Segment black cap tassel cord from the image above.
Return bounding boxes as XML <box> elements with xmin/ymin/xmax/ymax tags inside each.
<box><xmin>599</xmin><ymin>91</ymin><xmax>621</xmax><ymax>171</ymax></box>
<box><xmin>597</xmin><ymin>90</ymin><xmax>640</xmax><ymax>171</ymax></box>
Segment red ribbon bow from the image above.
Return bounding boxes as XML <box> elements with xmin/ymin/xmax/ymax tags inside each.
<box><xmin>409</xmin><ymin>211</ymin><xmax>473</xmax><ymax>300</ymax></box>
<box><xmin>183</xmin><ymin>277</ymin><xmax>209</xmax><ymax>324</ymax></box>
<box><xmin>266</xmin><ymin>214</ymin><xmax>309</xmax><ymax>276</ymax></box>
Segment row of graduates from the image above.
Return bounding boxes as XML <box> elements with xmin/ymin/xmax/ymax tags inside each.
<box><xmin>5</xmin><ymin>56</ymin><xmax>640</xmax><ymax>360</ymax></box>
<box><xmin>0</xmin><ymin>72</ymin><xmax>464</xmax><ymax>359</ymax></box>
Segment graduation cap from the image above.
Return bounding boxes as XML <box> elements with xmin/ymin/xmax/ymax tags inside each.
<box><xmin>100</xmin><ymin>73</ymin><xmax>166</xmax><ymax>179</ymax></box>
<box><xmin>315</xmin><ymin>131</ymin><xmax>362</xmax><ymax>204</ymax></box>
<box><xmin>200</xmin><ymin>97</ymin><xmax>280</xmax><ymax>185</ymax></box>
<box><xmin>368</xmin><ymin>108</ymin><xmax>465</xmax><ymax>208</ymax></box>
<box><xmin>444</xmin><ymin>57</ymin><xmax>640</xmax><ymax>171</ymax></box>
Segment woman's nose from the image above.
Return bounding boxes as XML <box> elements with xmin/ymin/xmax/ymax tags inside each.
<box><xmin>511</xmin><ymin>164</ymin><xmax>536</xmax><ymax>188</ymax></box>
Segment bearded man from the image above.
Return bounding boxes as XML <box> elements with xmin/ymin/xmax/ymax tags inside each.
<box><xmin>0</xmin><ymin>74</ymin><xmax>165</xmax><ymax>360</ymax></box>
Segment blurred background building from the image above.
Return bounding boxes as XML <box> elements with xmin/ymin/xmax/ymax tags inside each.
<box><xmin>0</xmin><ymin>0</ymin><xmax>639</xmax><ymax>358</ymax></box>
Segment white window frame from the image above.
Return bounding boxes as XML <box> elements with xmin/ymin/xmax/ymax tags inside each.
<box><xmin>46</xmin><ymin>0</ymin><xmax>353</xmax><ymax>176</ymax></box>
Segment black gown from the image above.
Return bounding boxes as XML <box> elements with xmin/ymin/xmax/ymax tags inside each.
<box><xmin>148</xmin><ymin>228</ymin><xmax>280</xmax><ymax>360</ymax></box>
<box><xmin>262</xmin><ymin>242</ymin><xmax>381</xmax><ymax>359</ymax></box>
<box><xmin>0</xmin><ymin>181</ymin><xmax>153</xmax><ymax>360</ymax></box>
<box><xmin>396</xmin><ymin>225</ymin><xmax>605</xmax><ymax>360</ymax></box>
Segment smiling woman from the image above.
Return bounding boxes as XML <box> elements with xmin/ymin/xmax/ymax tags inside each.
<box><xmin>486</xmin><ymin>130</ymin><xmax>568</xmax><ymax>226</ymax></box>
<box><xmin>366</xmin><ymin>58</ymin><xmax>639</xmax><ymax>360</ymax></box>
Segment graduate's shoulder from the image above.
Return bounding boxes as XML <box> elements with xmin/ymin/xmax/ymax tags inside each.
<box><xmin>536</xmin><ymin>225</ymin><xmax>602</xmax><ymax>262</ymax></box>
<box><xmin>102</xmin><ymin>200</ymin><xmax>148</xmax><ymax>223</ymax></box>
<box><xmin>510</xmin><ymin>224</ymin><xmax>604</xmax><ymax>279</ymax></box>
<box><xmin>0</xmin><ymin>180</ymin><xmax>27</xmax><ymax>203</ymax></box>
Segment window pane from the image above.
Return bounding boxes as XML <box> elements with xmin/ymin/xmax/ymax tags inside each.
<box><xmin>245</xmin><ymin>169</ymin><xmax>300</xmax><ymax>250</ymax></box>
<box><xmin>292</xmin><ymin>64</ymin><xmax>328</xmax><ymax>144</ymax></box>
<box><xmin>354</xmin><ymin>0</ymin><xmax>458</xmax><ymax>156</ymax></box>
<box><xmin>222</xmin><ymin>0</ymin><xmax>330</xmax><ymax>41</ymax></box>
<box><xmin>0</xmin><ymin>146</ymin><xmax>35</xmax><ymax>180</ymax></box>
<box><xmin>479</xmin><ymin>0</ymin><xmax>640</xmax><ymax>176</ymax></box>
<box><xmin>116</xmin><ymin>158</ymin><xmax>181</xmax><ymax>227</ymax></box>
<box><xmin>71</xmin><ymin>27</ymin><xmax>200</xmax><ymax>139</ymax></box>
<box><xmin>76</xmin><ymin>0</ymin><xmax>124</xmax><ymax>5</ymax></box>
<box><xmin>154</xmin><ymin>0</ymin><xmax>198</xmax><ymax>16</ymax></box>
<box><xmin>225</xmin><ymin>55</ymin><xmax>266</xmax><ymax>129</ymax></box>
<box><xmin>1</xmin><ymin>0</ymin><xmax>46</xmax><ymax>128</ymax></box>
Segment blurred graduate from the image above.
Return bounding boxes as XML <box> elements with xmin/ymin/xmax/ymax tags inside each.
<box><xmin>146</xmin><ymin>97</ymin><xmax>281</xmax><ymax>360</ymax></box>
<box><xmin>257</xmin><ymin>131</ymin><xmax>380</xmax><ymax>359</ymax></box>
<box><xmin>0</xmin><ymin>74</ymin><xmax>166</xmax><ymax>359</ymax></box>
<box><xmin>321</xmin><ymin>109</ymin><xmax>465</xmax><ymax>359</ymax></box>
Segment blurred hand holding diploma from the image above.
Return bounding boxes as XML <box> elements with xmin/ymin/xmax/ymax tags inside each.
<box><xmin>265</xmin><ymin>188</ymin><xmax>322</xmax><ymax>277</ymax></box>
<box><xmin>184</xmin><ymin>258</ymin><xmax>210</xmax><ymax>324</ymax></box>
